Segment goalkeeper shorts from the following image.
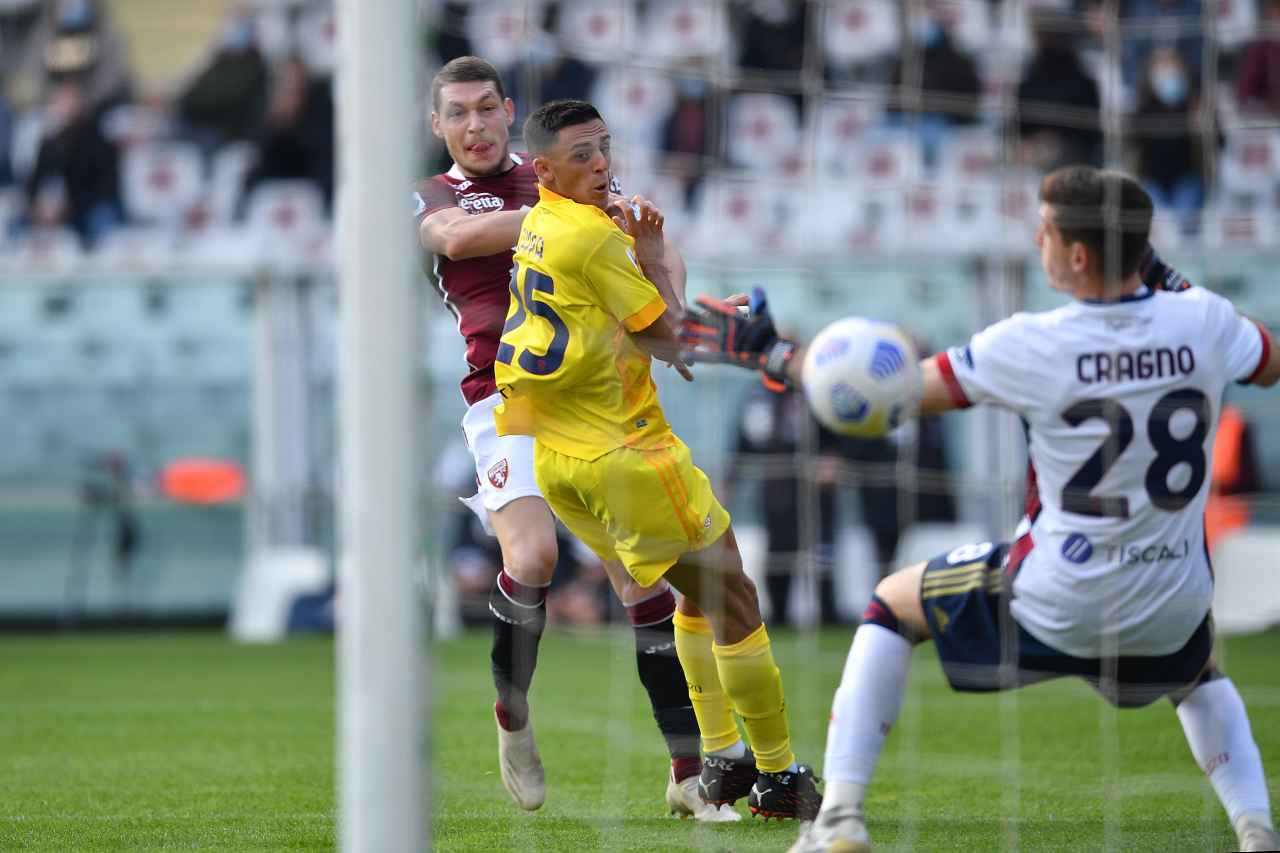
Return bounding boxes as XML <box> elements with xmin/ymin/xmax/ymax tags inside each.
<box><xmin>534</xmin><ymin>436</ymin><xmax>731</xmax><ymax>587</ymax></box>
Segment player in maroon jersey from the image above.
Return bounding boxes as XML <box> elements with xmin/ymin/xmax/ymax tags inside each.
<box><xmin>416</xmin><ymin>57</ymin><xmax>734</xmax><ymax>821</ymax></box>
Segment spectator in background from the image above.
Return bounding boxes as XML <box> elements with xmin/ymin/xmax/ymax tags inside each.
<box><xmin>1014</xmin><ymin>12</ymin><xmax>1103</xmax><ymax>171</ymax></box>
<box><xmin>24</xmin><ymin>78</ymin><xmax>121</xmax><ymax>246</ymax></box>
<box><xmin>173</xmin><ymin>4</ymin><xmax>269</xmax><ymax>153</ymax></box>
<box><xmin>661</xmin><ymin>68</ymin><xmax>719</xmax><ymax>207</ymax></box>
<box><xmin>1122</xmin><ymin>0</ymin><xmax>1202</xmax><ymax>97</ymax></box>
<box><xmin>242</xmin><ymin>56</ymin><xmax>334</xmax><ymax>211</ymax></box>
<box><xmin>503</xmin><ymin>33</ymin><xmax>598</xmax><ymax>131</ymax></box>
<box><xmin>726</xmin><ymin>385</ymin><xmax>845</xmax><ymax>626</ymax></box>
<box><xmin>846</xmin><ymin>411</ymin><xmax>957</xmax><ymax>582</ymax></box>
<box><xmin>736</xmin><ymin>0</ymin><xmax>808</xmax><ymax>74</ymax></box>
<box><xmin>1235</xmin><ymin>0</ymin><xmax>1280</xmax><ymax>118</ymax></box>
<box><xmin>1129</xmin><ymin>47</ymin><xmax>1221</xmax><ymax>233</ymax></box>
<box><xmin>35</xmin><ymin>0</ymin><xmax>132</xmax><ymax>109</ymax></box>
<box><xmin>888</xmin><ymin>0</ymin><xmax>982</xmax><ymax>163</ymax></box>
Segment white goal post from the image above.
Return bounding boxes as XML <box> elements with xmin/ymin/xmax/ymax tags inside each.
<box><xmin>335</xmin><ymin>0</ymin><xmax>425</xmax><ymax>851</ymax></box>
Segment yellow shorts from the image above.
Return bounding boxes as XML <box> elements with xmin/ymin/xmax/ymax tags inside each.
<box><xmin>534</xmin><ymin>438</ymin><xmax>732</xmax><ymax>587</ymax></box>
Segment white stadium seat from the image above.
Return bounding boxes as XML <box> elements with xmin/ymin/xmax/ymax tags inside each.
<box><xmin>589</xmin><ymin>67</ymin><xmax>675</xmax><ymax>153</ymax></box>
<box><xmin>296</xmin><ymin>4</ymin><xmax>337</xmax><ymax>76</ymax></box>
<box><xmin>689</xmin><ymin>176</ymin><xmax>792</xmax><ymax>257</ymax></box>
<box><xmin>243</xmin><ymin>180</ymin><xmax>328</xmax><ymax>270</ymax></box>
<box><xmin>942</xmin><ymin>0</ymin><xmax>994</xmax><ymax>56</ymax></box>
<box><xmin>935</xmin><ymin>127</ymin><xmax>1002</xmax><ymax>184</ymax></box>
<box><xmin>465</xmin><ymin>1</ymin><xmax>547</xmax><ymax>69</ymax></box>
<box><xmin>121</xmin><ymin>141</ymin><xmax>206</xmax><ymax>226</ymax></box>
<box><xmin>823</xmin><ymin>0</ymin><xmax>900</xmax><ymax>68</ymax></box>
<box><xmin>13</xmin><ymin>227</ymin><xmax>82</xmax><ymax>274</ymax></box>
<box><xmin>1214</xmin><ymin>0</ymin><xmax>1257</xmax><ymax>51</ymax></box>
<box><xmin>849</xmin><ymin>132</ymin><xmax>926</xmax><ymax>190</ymax></box>
<box><xmin>557</xmin><ymin>0</ymin><xmax>636</xmax><ymax>63</ymax></box>
<box><xmin>812</xmin><ymin>96</ymin><xmax>886</xmax><ymax>177</ymax></box>
<box><xmin>1201</xmin><ymin>203</ymin><xmax>1278</xmax><ymax>250</ymax></box>
<box><xmin>639</xmin><ymin>0</ymin><xmax>730</xmax><ymax>62</ymax></box>
<box><xmin>1218</xmin><ymin>128</ymin><xmax>1280</xmax><ymax>201</ymax></box>
<box><xmin>208</xmin><ymin>142</ymin><xmax>259</xmax><ymax>224</ymax></box>
<box><xmin>1212</xmin><ymin>526</ymin><xmax>1280</xmax><ymax>634</ymax></box>
<box><xmin>90</xmin><ymin>227</ymin><xmax>178</xmax><ymax>272</ymax></box>
<box><xmin>726</xmin><ymin>92</ymin><xmax>802</xmax><ymax>173</ymax></box>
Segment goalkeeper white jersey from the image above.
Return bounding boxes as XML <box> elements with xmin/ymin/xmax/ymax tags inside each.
<box><xmin>935</xmin><ymin>285</ymin><xmax>1269</xmax><ymax>658</ymax></box>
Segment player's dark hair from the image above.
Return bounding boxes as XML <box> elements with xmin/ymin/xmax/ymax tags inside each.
<box><xmin>431</xmin><ymin>55</ymin><xmax>505</xmax><ymax>111</ymax></box>
<box><xmin>522</xmin><ymin>100</ymin><xmax>604</xmax><ymax>155</ymax></box>
<box><xmin>1040</xmin><ymin>166</ymin><xmax>1154</xmax><ymax>280</ymax></box>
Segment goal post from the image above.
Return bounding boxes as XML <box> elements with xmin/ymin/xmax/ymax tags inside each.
<box><xmin>335</xmin><ymin>0</ymin><xmax>426</xmax><ymax>850</ymax></box>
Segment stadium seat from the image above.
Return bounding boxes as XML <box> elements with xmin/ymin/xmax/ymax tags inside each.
<box><xmin>996</xmin><ymin>170</ymin><xmax>1042</xmax><ymax>253</ymax></box>
<box><xmin>943</xmin><ymin>180</ymin><xmax>1001</xmax><ymax>253</ymax></box>
<box><xmin>209</xmin><ymin>143</ymin><xmax>259</xmax><ymax>223</ymax></box>
<box><xmin>557</xmin><ymin>0</ymin><xmax>635</xmax><ymax>63</ymax></box>
<box><xmin>1201</xmin><ymin>203</ymin><xmax>1278</xmax><ymax>250</ymax></box>
<box><xmin>893</xmin><ymin>522</ymin><xmax>990</xmax><ymax>569</ymax></box>
<box><xmin>91</xmin><ymin>227</ymin><xmax>179</xmax><ymax>272</ymax></box>
<box><xmin>935</xmin><ymin>127</ymin><xmax>1001</xmax><ymax>184</ymax></box>
<box><xmin>12</xmin><ymin>228</ymin><xmax>82</xmax><ymax>274</ymax></box>
<box><xmin>1214</xmin><ymin>0</ymin><xmax>1257</xmax><ymax>51</ymax></box>
<box><xmin>726</xmin><ymin>92</ymin><xmax>802</xmax><ymax>173</ymax></box>
<box><xmin>689</xmin><ymin>176</ymin><xmax>793</xmax><ymax>257</ymax></box>
<box><xmin>465</xmin><ymin>1</ymin><xmax>547</xmax><ymax>69</ymax></box>
<box><xmin>849</xmin><ymin>131</ymin><xmax>927</xmax><ymax>189</ymax></box>
<box><xmin>943</xmin><ymin>0</ymin><xmax>994</xmax><ymax>56</ymax></box>
<box><xmin>822</xmin><ymin>0</ymin><xmax>899</xmax><ymax>68</ymax></box>
<box><xmin>589</xmin><ymin>67</ymin><xmax>675</xmax><ymax>154</ymax></box>
<box><xmin>101</xmin><ymin>103</ymin><xmax>172</xmax><ymax>146</ymax></box>
<box><xmin>296</xmin><ymin>4</ymin><xmax>337</xmax><ymax>76</ymax></box>
<box><xmin>243</xmin><ymin>180</ymin><xmax>328</xmax><ymax>270</ymax></box>
<box><xmin>1218</xmin><ymin>128</ymin><xmax>1280</xmax><ymax>201</ymax></box>
<box><xmin>812</xmin><ymin>96</ymin><xmax>886</xmax><ymax>177</ymax></box>
<box><xmin>638</xmin><ymin>0</ymin><xmax>731</xmax><ymax>62</ymax></box>
<box><xmin>121</xmin><ymin>141</ymin><xmax>206</xmax><ymax>226</ymax></box>
<box><xmin>1212</xmin><ymin>526</ymin><xmax>1280</xmax><ymax>634</ymax></box>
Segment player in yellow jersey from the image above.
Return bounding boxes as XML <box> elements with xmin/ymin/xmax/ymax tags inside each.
<box><xmin>493</xmin><ymin>99</ymin><xmax>822</xmax><ymax>820</ymax></box>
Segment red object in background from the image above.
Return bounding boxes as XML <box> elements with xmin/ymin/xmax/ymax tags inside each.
<box><xmin>158</xmin><ymin>458</ymin><xmax>246</xmax><ymax>504</ymax></box>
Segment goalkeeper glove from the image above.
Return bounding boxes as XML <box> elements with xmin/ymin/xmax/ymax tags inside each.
<box><xmin>1138</xmin><ymin>244</ymin><xmax>1192</xmax><ymax>292</ymax></box>
<box><xmin>680</xmin><ymin>287</ymin><xmax>797</xmax><ymax>391</ymax></box>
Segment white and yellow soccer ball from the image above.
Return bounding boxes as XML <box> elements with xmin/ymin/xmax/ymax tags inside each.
<box><xmin>800</xmin><ymin>317</ymin><xmax>923</xmax><ymax>438</ymax></box>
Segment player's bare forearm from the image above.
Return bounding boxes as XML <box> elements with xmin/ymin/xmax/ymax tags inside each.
<box><xmin>419</xmin><ymin>207</ymin><xmax>528</xmax><ymax>260</ymax></box>
<box><xmin>663</xmin><ymin>237</ymin><xmax>687</xmax><ymax>310</ymax></box>
<box><xmin>919</xmin><ymin>357</ymin><xmax>961</xmax><ymax>415</ymax></box>
<box><xmin>1251</xmin><ymin>324</ymin><xmax>1280</xmax><ymax>387</ymax></box>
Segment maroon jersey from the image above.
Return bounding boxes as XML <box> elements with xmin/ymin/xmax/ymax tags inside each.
<box><xmin>415</xmin><ymin>153</ymin><xmax>539</xmax><ymax>405</ymax></box>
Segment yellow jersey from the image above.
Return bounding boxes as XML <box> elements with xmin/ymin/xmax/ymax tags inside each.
<box><xmin>493</xmin><ymin>185</ymin><xmax>674</xmax><ymax>461</ymax></box>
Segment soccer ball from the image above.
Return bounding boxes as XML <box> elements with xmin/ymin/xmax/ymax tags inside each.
<box><xmin>800</xmin><ymin>317</ymin><xmax>922</xmax><ymax>438</ymax></box>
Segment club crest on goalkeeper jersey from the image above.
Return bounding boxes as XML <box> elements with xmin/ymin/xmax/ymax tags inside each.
<box><xmin>493</xmin><ymin>185</ymin><xmax>673</xmax><ymax>461</ymax></box>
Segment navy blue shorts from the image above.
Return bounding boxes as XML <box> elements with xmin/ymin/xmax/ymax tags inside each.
<box><xmin>921</xmin><ymin>542</ymin><xmax>1213</xmax><ymax>708</ymax></box>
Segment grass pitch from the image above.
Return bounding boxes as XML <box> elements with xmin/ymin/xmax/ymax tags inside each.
<box><xmin>2</xmin><ymin>628</ymin><xmax>1277</xmax><ymax>851</ymax></box>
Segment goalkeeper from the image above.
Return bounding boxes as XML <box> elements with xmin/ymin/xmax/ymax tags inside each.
<box><xmin>682</xmin><ymin>166</ymin><xmax>1278</xmax><ymax>853</ymax></box>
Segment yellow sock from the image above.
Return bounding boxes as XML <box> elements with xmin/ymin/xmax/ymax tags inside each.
<box><xmin>673</xmin><ymin>611</ymin><xmax>741</xmax><ymax>754</ymax></box>
<box><xmin>713</xmin><ymin>625</ymin><xmax>795</xmax><ymax>773</ymax></box>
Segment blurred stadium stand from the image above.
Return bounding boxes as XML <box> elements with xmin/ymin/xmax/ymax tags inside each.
<box><xmin>1</xmin><ymin>0</ymin><xmax>1278</xmax><ymax>631</ymax></box>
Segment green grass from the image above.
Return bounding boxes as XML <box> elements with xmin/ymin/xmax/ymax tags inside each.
<box><xmin>2</xmin><ymin>629</ymin><xmax>1278</xmax><ymax>851</ymax></box>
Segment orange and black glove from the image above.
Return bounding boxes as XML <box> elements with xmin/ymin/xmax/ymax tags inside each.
<box><xmin>679</xmin><ymin>287</ymin><xmax>797</xmax><ymax>392</ymax></box>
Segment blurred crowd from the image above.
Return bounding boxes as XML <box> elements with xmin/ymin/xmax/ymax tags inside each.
<box><xmin>0</xmin><ymin>0</ymin><xmax>334</xmax><ymax>259</ymax></box>
<box><xmin>429</xmin><ymin>0</ymin><xmax>1280</xmax><ymax>243</ymax></box>
<box><xmin>2</xmin><ymin>0</ymin><xmax>1279</xmax><ymax>257</ymax></box>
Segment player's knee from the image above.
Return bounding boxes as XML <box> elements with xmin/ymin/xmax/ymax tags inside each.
<box><xmin>502</xmin><ymin>533</ymin><xmax>559</xmax><ymax>586</ymax></box>
<box><xmin>863</xmin><ymin>563</ymin><xmax>928</xmax><ymax>643</ymax></box>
